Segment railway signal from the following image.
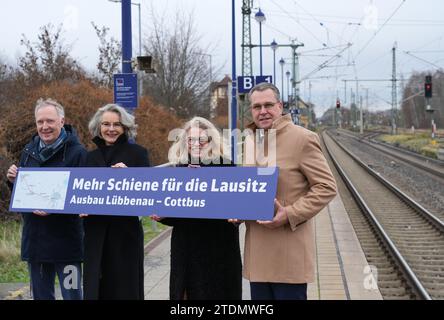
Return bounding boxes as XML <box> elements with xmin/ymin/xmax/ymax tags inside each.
<box><xmin>424</xmin><ymin>75</ymin><xmax>435</xmax><ymax>139</ymax></box>
<box><xmin>425</xmin><ymin>75</ymin><xmax>432</xmax><ymax>98</ymax></box>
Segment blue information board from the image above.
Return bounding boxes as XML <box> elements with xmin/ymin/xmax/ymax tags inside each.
<box><xmin>255</xmin><ymin>75</ymin><xmax>273</xmax><ymax>85</ymax></box>
<box><xmin>113</xmin><ymin>73</ymin><xmax>138</xmax><ymax>109</ymax></box>
<box><xmin>237</xmin><ymin>76</ymin><xmax>255</xmax><ymax>94</ymax></box>
<box><xmin>237</xmin><ymin>76</ymin><xmax>273</xmax><ymax>94</ymax></box>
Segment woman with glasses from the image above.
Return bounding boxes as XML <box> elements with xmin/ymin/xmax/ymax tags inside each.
<box><xmin>82</xmin><ymin>104</ymin><xmax>149</xmax><ymax>300</ymax></box>
<box><xmin>151</xmin><ymin>117</ymin><xmax>242</xmax><ymax>300</ymax></box>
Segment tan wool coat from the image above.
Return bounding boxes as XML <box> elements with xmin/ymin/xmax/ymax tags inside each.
<box><xmin>243</xmin><ymin>114</ymin><xmax>337</xmax><ymax>284</ymax></box>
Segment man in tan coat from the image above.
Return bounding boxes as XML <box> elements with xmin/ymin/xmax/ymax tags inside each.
<box><xmin>241</xmin><ymin>82</ymin><xmax>337</xmax><ymax>300</ymax></box>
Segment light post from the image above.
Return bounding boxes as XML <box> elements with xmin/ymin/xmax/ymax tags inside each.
<box><xmin>271</xmin><ymin>41</ymin><xmax>304</xmax><ymax>123</ymax></box>
<box><xmin>109</xmin><ymin>0</ymin><xmax>143</xmax><ymax>98</ymax></box>
<box><xmin>109</xmin><ymin>0</ymin><xmax>141</xmax><ymax>57</ymax></box>
<box><xmin>279</xmin><ymin>58</ymin><xmax>285</xmax><ymax>101</ymax></box>
<box><xmin>231</xmin><ymin>0</ymin><xmax>238</xmax><ymax>163</ymax></box>
<box><xmin>133</xmin><ymin>2</ymin><xmax>143</xmax><ymax>98</ymax></box>
<box><xmin>122</xmin><ymin>0</ymin><xmax>132</xmax><ymax>74</ymax></box>
<box><xmin>286</xmin><ymin>71</ymin><xmax>291</xmax><ymax>103</ymax></box>
<box><xmin>108</xmin><ymin>0</ymin><xmax>132</xmax><ymax>73</ymax></box>
<box><xmin>254</xmin><ymin>8</ymin><xmax>266</xmax><ymax>76</ymax></box>
<box><xmin>271</xmin><ymin>40</ymin><xmax>278</xmax><ymax>84</ymax></box>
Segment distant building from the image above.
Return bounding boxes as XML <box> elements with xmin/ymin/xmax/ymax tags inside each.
<box><xmin>297</xmin><ymin>98</ymin><xmax>311</xmax><ymax>128</ymax></box>
<box><xmin>210</xmin><ymin>75</ymin><xmax>231</xmax><ymax>119</ymax></box>
<box><xmin>284</xmin><ymin>97</ymin><xmax>313</xmax><ymax>128</ymax></box>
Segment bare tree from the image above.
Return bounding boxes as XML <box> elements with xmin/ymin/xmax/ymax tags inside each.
<box><xmin>143</xmin><ymin>9</ymin><xmax>215</xmax><ymax>119</ymax></box>
<box><xmin>0</xmin><ymin>57</ymin><xmax>9</xmax><ymax>106</ymax></box>
<box><xmin>401</xmin><ymin>70</ymin><xmax>444</xmax><ymax>129</ymax></box>
<box><xmin>92</xmin><ymin>22</ymin><xmax>121</xmax><ymax>88</ymax></box>
<box><xmin>18</xmin><ymin>23</ymin><xmax>85</xmax><ymax>85</ymax></box>
<box><xmin>0</xmin><ymin>59</ymin><xmax>6</xmax><ymax>80</ymax></box>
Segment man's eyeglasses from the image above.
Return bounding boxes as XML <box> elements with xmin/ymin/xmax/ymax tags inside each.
<box><xmin>187</xmin><ymin>136</ymin><xmax>212</xmax><ymax>145</ymax></box>
<box><xmin>101</xmin><ymin>122</ymin><xmax>123</xmax><ymax>129</ymax></box>
<box><xmin>251</xmin><ymin>102</ymin><xmax>279</xmax><ymax>111</ymax></box>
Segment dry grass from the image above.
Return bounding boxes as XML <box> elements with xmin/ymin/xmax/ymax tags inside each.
<box><xmin>378</xmin><ymin>133</ymin><xmax>439</xmax><ymax>159</ymax></box>
<box><xmin>0</xmin><ymin>220</ymin><xmax>28</xmax><ymax>283</ymax></box>
<box><xmin>0</xmin><ymin>221</ymin><xmax>21</xmax><ymax>263</ymax></box>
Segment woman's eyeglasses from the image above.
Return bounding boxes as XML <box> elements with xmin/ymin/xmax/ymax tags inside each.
<box><xmin>187</xmin><ymin>136</ymin><xmax>212</xmax><ymax>145</ymax></box>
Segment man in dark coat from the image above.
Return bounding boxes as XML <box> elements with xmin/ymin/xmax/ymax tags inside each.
<box><xmin>6</xmin><ymin>98</ymin><xmax>87</xmax><ymax>300</ymax></box>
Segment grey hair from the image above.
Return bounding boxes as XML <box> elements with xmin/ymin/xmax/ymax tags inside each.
<box><xmin>88</xmin><ymin>104</ymin><xmax>137</xmax><ymax>139</ymax></box>
<box><xmin>248</xmin><ymin>82</ymin><xmax>281</xmax><ymax>103</ymax></box>
<box><xmin>35</xmin><ymin>98</ymin><xmax>65</xmax><ymax>118</ymax></box>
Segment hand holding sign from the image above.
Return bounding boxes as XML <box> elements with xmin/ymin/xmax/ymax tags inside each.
<box><xmin>112</xmin><ymin>162</ymin><xmax>127</xmax><ymax>168</ymax></box>
<box><xmin>257</xmin><ymin>199</ymin><xmax>288</xmax><ymax>229</ymax></box>
<box><xmin>228</xmin><ymin>219</ymin><xmax>244</xmax><ymax>226</ymax></box>
<box><xmin>33</xmin><ymin>210</ymin><xmax>50</xmax><ymax>217</ymax></box>
<box><xmin>150</xmin><ymin>214</ymin><xmax>163</xmax><ymax>222</ymax></box>
<box><xmin>7</xmin><ymin>164</ymin><xmax>18</xmax><ymax>183</ymax></box>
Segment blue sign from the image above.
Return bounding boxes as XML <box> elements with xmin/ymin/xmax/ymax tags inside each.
<box><xmin>113</xmin><ymin>73</ymin><xmax>138</xmax><ymax>108</ymax></box>
<box><xmin>290</xmin><ymin>108</ymin><xmax>300</xmax><ymax>115</ymax></box>
<box><xmin>9</xmin><ymin>167</ymin><xmax>279</xmax><ymax>221</ymax></box>
<box><xmin>255</xmin><ymin>75</ymin><xmax>273</xmax><ymax>85</ymax></box>
<box><xmin>237</xmin><ymin>75</ymin><xmax>273</xmax><ymax>94</ymax></box>
<box><xmin>237</xmin><ymin>76</ymin><xmax>255</xmax><ymax>94</ymax></box>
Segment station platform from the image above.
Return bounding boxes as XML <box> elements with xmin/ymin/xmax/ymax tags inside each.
<box><xmin>0</xmin><ymin>194</ymin><xmax>381</xmax><ymax>300</ymax></box>
<box><xmin>143</xmin><ymin>195</ymin><xmax>383</xmax><ymax>300</ymax></box>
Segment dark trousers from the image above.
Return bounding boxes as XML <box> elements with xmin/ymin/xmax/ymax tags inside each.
<box><xmin>250</xmin><ymin>282</ymin><xmax>307</xmax><ymax>300</ymax></box>
<box><xmin>28</xmin><ymin>262</ymin><xmax>83</xmax><ymax>300</ymax></box>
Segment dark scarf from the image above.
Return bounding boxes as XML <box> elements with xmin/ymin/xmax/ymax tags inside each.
<box><xmin>38</xmin><ymin>127</ymin><xmax>68</xmax><ymax>162</ymax></box>
<box><xmin>92</xmin><ymin>134</ymin><xmax>129</xmax><ymax>167</ymax></box>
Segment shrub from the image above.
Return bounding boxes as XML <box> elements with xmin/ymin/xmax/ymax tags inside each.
<box><xmin>0</xmin><ymin>79</ymin><xmax>182</xmax><ymax>219</ymax></box>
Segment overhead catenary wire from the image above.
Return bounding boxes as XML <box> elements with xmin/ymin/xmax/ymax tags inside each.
<box><xmin>396</xmin><ymin>34</ymin><xmax>444</xmax><ymax>72</ymax></box>
<box><xmin>404</xmin><ymin>51</ymin><xmax>443</xmax><ymax>70</ymax></box>
<box><xmin>262</xmin><ymin>13</ymin><xmax>444</xmax><ymax>27</ymax></box>
<box><xmin>301</xmin><ymin>44</ymin><xmax>352</xmax><ymax>82</ymax></box>
<box><xmin>354</xmin><ymin>0</ymin><xmax>407</xmax><ymax>59</ymax></box>
<box><xmin>263</xmin><ymin>22</ymin><xmax>293</xmax><ymax>40</ymax></box>
<box><xmin>269</xmin><ymin>0</ymin><xmax>329</xmax><ymax>47</ymax></box>
<box><xmin>290</xmin><ymin>0</ymin><xmax>346</xmax><ymax>45</ymax></box>
<box><xmin>253</xmin><ymin>1</ymin><xmax>442</xmax><ymax>115</ymax></box>
<box><xmin>264</xmin><ymin>10</ymin><xmax>444</xmax><ymax>25</ymax></box>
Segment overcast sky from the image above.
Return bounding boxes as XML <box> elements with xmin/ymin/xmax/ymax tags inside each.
<box><xmin>1</xmin><ymin>0</ymin><xmax>443</xmax><ymax>116</ymax></box>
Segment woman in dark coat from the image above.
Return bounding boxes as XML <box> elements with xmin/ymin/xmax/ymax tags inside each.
<box><xmin>152</xmin><ymin>117</ymin><xmax>242</xmax><ymax>300</ymax></box>
<box><xmin>82</xmin><ymin>103</ymin><xmax>149</xmax><ymax>300</ymax></box>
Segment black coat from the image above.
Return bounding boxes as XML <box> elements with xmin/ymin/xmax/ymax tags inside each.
<box><xmin>82</xmin><ymin>135</ymin><xmax>150</xmax><ymax>300</ymax></box>
<box><xmin>9</xmin><ymin>125</ymin><xmax>86</xmax><ymax>263</ymax></box>
<box><xmin>160</xmin><ymin>159</ymin><xmax>242</xmax><ymax>300</ymax></box>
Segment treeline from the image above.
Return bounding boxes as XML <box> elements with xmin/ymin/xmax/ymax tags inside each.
<box><xmin>319</xmin><ymin>70</ymin><xmax>444</xmax><ymax>129</ymax></box>
<box><xmin>401</xmin><ymin>70</ymin><xmax>444</xmax><ymax>129</ymax></box>
<box><xmin>0</xmin><ymin>11</ymin><xmax>216</xmax><ymax>219</ymax></box>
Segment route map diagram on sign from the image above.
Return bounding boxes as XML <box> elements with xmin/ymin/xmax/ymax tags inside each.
<box><xmin>12</xmin><ymin>171</ymin><xmax>71</xmax><ymax>210</ymax></box>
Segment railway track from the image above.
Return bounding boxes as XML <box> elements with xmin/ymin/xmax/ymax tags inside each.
<box><xmin>331</xmin><ymin>129</ymin><xmax>444</xmax><ymax>221</ymax></box>
<box><xmin>322</xmin><ymin>130</ymin><xmax>444</xmax><ymax>300</ymax></box>
<box><xmin>337</xmin><ymin>129</ymin><xmax>444</xmax><ymax>180</ymax></box>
